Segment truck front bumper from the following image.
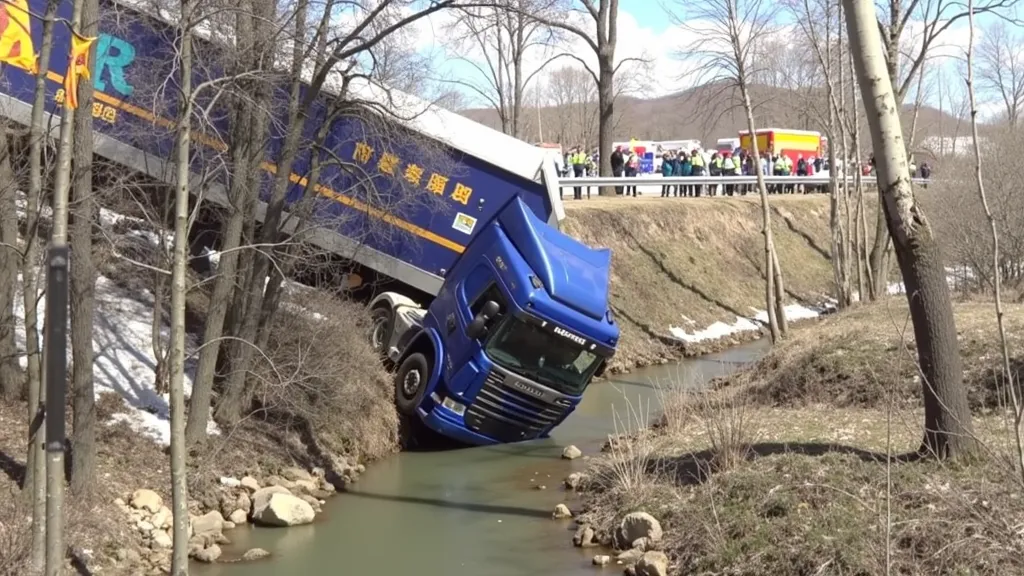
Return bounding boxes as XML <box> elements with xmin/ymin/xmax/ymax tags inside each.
<box><xmin>418</xmin><ymin>404</ymin><xmax>500</xmax><ymax>446</ymax></box>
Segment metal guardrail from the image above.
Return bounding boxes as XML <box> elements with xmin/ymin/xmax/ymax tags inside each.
<box><xmin>556</xmin><ymin>175</ymin><xmax>933</xmax><ymax>187</ymax></box>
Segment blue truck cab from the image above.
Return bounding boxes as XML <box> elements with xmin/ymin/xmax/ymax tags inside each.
<box><xmin>0</xmin><ymin>0</ymin><xmax>619</xmax><ymax>446</ymax></box>
<box><xmin>374</xmin><ymin>197</ymin><xmax>619</xmax><ymax>445</ymax></box>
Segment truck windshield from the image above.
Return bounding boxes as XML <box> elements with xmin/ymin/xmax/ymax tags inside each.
<box><xmin>484</xmin><ymin>317</ymin><xmax>604</xmax><ymax>396</ymax></box>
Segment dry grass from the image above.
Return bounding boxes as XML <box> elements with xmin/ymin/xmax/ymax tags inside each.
<box><xmin>727</xmin><ymin>300</ymin><xmax>1024</xmax><ymax>411</ymax></box>
<box><xmin>577</xmin><ymin>300</ymin><xmax>1024</xmax><ymax>576</ymax></box>
<box><xmin>563</xmin><ymin>195</ymin><xmax>842</xmax><ymax>372</ymax></box>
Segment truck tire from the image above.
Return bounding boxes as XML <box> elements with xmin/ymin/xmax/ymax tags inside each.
<box><xmin>395</xmin><ymin>352</ymin><xmax>429</xmax><ymax>416</ymax></box>
<box><xmin>369</xmin><ymin>305</ymin><xmax>393</xmax><ymax>360</ymax></box>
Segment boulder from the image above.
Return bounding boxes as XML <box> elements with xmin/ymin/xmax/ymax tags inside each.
<box><xmin>228</xmin><ymin>509</ymin><xmax>248</xmax><ymax>525</ymax></box>
<box><xmin>251</xmin><ymin>486</ymin><xmax>292</xmax><ymax>512</ymax></box>
<box><xmin>266</xmin><ymin>475</ymin><xmax>296</xmax><ymax>490</ymax></box>
<box><xmin>236</xmin><ymin>493</ymin><xmax>252</xmax><ymax>516</ymax></box>
<box><xmin>191</xmin><ymin>511</ymin><xmax>225</xmax><ymax>538</ymax></box>
<box><xmin>150</xmin><ymin>507</ymin><xmax>171</xmax><ymax>530</ymax></box>
<box><xmin>251</xmin><ymin>492</ymin><xmax>316</xmax><ymax>527</ymax></box>
<box><xmin>223</xmin><ymin>521</ymin><xmax>236</xmax><ymax>530</ymax></box>
<box><xmin>592</xmin><ymin>555</ymin><xmax>611</xmax><ymax>566</ymax></box>
<box><xmin>552</xmin><ymin>503</ymin><xmax>572</xmax><ymax>519</ymax></box>
<box><xmin>192</xmin><ymin>544</ymin><xmax>222</xmax><ymax>563</ymax></box>
<box><xmin>616</xmin><ymin>548</ymin><xmax>644</xmax><ymax>564</ymax></box>
<box><xmin>291</xmin><ymin>479</ymin><xmax>320</xmax><ymax>495</ymax></box>
<box><xmin>281</xmin><ymin>467</ymin><xmax>314</xmax><ymax>483</ymax></box>
<box><xmin>573</xmin><ymin>525</ymin><xmax>597</xmax><ymax>548</ymax></box>
<box><xmin>616</xmin><ymin>512</ymin><xmax>663</xmax><ymax>549</ymax></box>
<box><xmin>150</xmin><ymin>530</ymin><xmax>172</xmax><ymax>550</ymax></box>
<box><xmin>136</xmin><ymin>520</ymin><xmax>155</xmax><ymax>533</ymax></box>
<box><xmin>219</xmin><ymin>477</ymin><xmax>241</xmax><ymax>488</ymax></box>
<box><xmin>561</xmin><ymin>445</ymin><xmax>582</xmax><ymax>460</ymax></box>
<box><xmin>240</xmin><ymin>476</ymin><xmax>261</xmax><ymax>493</ymax></box>
<box><xmin>241</xmin><ymin>548</ymin><xmax>271</xmax><ymax>562</ymax></box>
<box><xmin>131</xmin><ymin>489</ymin><xmax>163</xmax><ymax>513</ymax></box>
<box><xmin>635</xmin><ymin>551</ymin><xmax>669</xmax><ymax>576</ymax></box>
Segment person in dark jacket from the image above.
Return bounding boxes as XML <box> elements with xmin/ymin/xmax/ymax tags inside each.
<box><xmin>610</xmin><ymin>146</ymin><xmax>625</xmax><ymax>195</ymax></box>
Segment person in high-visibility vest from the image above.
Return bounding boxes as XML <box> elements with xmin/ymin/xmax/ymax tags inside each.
<box><xmin>690</xmin><ymin>149</ymin><xmax>705</xmax><ymax>197</ymax></box>
<box><xmin>571</xmin><ymin>147</ymin><xmax>586</xmax><ymax>200</ymax></box>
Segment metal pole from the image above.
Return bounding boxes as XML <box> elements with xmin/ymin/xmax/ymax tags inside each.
<box><xmin>43</xmin><ymin>246</ymin><xmax>69</xmax><ymax>576</ymax></box>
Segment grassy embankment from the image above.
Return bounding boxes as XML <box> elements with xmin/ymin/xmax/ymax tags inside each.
<box><xmin>564</xmin><ymin>195</ymin><xmax>840</xmax><ymax>372</ymax></box>
<box><xmin>572</xmin><ymin>299</ymin><xmax>1024</xmax><ymax>575</ymax></box>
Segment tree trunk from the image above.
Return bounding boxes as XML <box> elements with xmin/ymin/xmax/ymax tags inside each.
<box><xmin>169</xmin><ymin>2</ymin><xmax>194</xmax><ymax>573</ymax></box>
<box><xmin>737</xmin><ymin>81</ymin><xmax>780</xmax><ymax>342</ymax></box>
<box><xmin>25</xmin><ymin>5</ymin><xmax>58</xmax><ymax>569</ymax></box>
<box><xmin>844</xmin><ymin>0</ymin><xmax>977</xmax><ymax>459</ymax></box>
<box><xmin>771</xmin><ymin>244</ymin><xmax>788</xmax><ymax>336</ymax></box>
<box><xmin>0</xmin><ymin>130</ymin><xmax>20</xmax><ymax>400</ymax></box>
<box><xmin>216</xmin><ymin>0</ymin><xmax>305</xmax><ymax>426</ymax></box>
<box><xmin>597</xmin><ymin>58</ymin><xmax>615</xmax><ymax>196</ymax></box>
<box><xmin>69</xmin><ymin>0</ymin><xmax>100</xmax><ymax>496</ymax></box>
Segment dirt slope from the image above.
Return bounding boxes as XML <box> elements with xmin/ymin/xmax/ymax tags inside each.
<box><xmin>563</xmin><ymin>196</ymin><xmax>839</xmax><ymax>371</ymax></box>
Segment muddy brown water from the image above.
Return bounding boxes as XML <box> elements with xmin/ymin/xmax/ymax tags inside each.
<box><xmin>196</xmin><ymin>339</ymin><xmax>769</xmax><ymax>575</ymax></box>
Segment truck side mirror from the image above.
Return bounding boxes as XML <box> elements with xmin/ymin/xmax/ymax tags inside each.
<box><xmin>466</xmin><ymin>300</ymin><xmax>500</xmax><ymax>340</ymax></box>
<box><xmin>594</xmin><ymin>359</ymin><xmax>607</xmax><ymax>378</ymax></box>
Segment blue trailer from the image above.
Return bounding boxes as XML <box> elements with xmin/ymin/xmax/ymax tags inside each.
<box><xmin>0</xmin><ymin>0</ymin><xmax>620</xmax><ymax>445</ymax></box>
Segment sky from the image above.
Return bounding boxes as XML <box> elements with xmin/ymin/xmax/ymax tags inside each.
<box><xmin>408</xmin><ymin>0</ymin><xmax>1010</xmax><ymax>118</ymax></box>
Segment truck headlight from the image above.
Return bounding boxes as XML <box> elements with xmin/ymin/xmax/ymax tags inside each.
<box><xmin>442</xmin><ymin>396</ymin><xmax>467</xmax><ymax>416</ymax></box>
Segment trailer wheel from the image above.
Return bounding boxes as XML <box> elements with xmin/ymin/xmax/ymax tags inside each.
<box><xmin>395</xmin><ymin>352</ymin><xmax>429</xmax><ymax>416</ymax></box>
<box><xmin>369</xmin><ymin>305</ymin><xmax>393</xmax><ymax>360</ymax></box>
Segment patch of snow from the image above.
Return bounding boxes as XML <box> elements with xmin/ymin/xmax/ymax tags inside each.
<box><xmin>670</xmin><ymin>302</ymin><xmax>829</xmax><ymax>343</ymax></box>
<box><xmin>12</xmin><ymin>272</ymin><xmax>219</xmax><ymax>447</ymax></box>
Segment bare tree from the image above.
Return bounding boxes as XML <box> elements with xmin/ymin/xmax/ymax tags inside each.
<box><xmin>965</xmin><ymin>0</ymin><xmax>1022</xmax><ymax>480</ymax></box>
<box><xmin>169</xmin><ymin>0</ymin><xmax>195</xmax><ymax>570</ymax></box>
<box><xmin>844</xmin><ymin>0</ymin><xmax>976</xmax><ymax>459</ymax></box>
<box><xmin>866</xmin><ymin>0</ymin><xmax>1014</xmax><ymax>301</ymax></box>
<box><xmin>69</xmin><ymin>0</ymin><xmax>101</xmax><ymax>496</ymax></box>
<box><xmin>670</xmin><ymin>0</ymin><xmax>788</xmax><ymax>340</ymax></box>
<box><xmin>0</xmin><ymin>127</ymin><xmax>19</xmax><ymax>401</ymax></box>
<box><xmin>444</xmin><ymin>0</ymin><xmax>562</xmax><ymax>138</ymax></box>
<box><xmin>24</xmin><ymin>2</ymin><xmax>59</xmax><ymax>570</ymax></box>
<box><xmin>792</xmin><ymin>0</ymin><xmax>854</xmax><ymax>308</ymax></box>
<box><xmin>543</xmin><ymin>65</ymin><xmax>598</xmax><ymax>145</ymax></box>
<box><xmin>976</xmin><ymin>20</ymin><xmax>1024</xmax><ymax>128</ymax></box>
<box><xmin>513</xmin><ymin>0</ymin><xmax>644</xmax><ymax>193</ymax></box>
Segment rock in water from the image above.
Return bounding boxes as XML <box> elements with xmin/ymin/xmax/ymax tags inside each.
<box><xmin>191</xmin><ymin>511</ymin><xmax>225</xmax><ymax>538</ymax></box>
<box><xmin>241</xmin><ymin>548</ymin><xmax>271</xmax><ymax>562</ymax></box>
<box><xmin>552</xmin><ymin>503</ymin><xmax>572</xmax><ymax>519</ymax></box>
<box><xmin>130</xmin><ymin>489</ymin><xmax>163</xmax><ymax>513</ymax></box>
<box><xmin>193</xmin><ymin>544</ymin><xmax>222</xmax><ymax>563</ymax></box>
<box><xmin>617</xmin><ymin>512</ymin><xmax>663</xmax><ymax>548</ymax></box>
<box><xmin>251</xmin><ymin>486</ymin><xmax>292</xmax><ymax>512</ymax></box>
<box><xmin>593</xmin><ymin>555</ymin><xmax>611</xmax><ymax>566</ymax></box>
<box><xmin>635</xmin><ymin>551</ymin><xmax>669</xmax><ymax>576</ymax></box>
<box><xmin>252</xmin><ymin>493</ymin><xmax>316</xmax><ymax>527</ymax></box>
<box><xmin>561</xmin><ymin>445</ymin><xmax>582</xmax><ymax>460</ymax></box>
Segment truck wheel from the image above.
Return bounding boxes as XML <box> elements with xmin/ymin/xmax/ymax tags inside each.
<box><xmin>369</xmin><ymin>306</ymin><xmax>393</xmax><ymax>360</ymax></box>
<box><xmin>395</xmin><ymin>352</ymin><xmax>429</xmax><ymax>416</ymax></box>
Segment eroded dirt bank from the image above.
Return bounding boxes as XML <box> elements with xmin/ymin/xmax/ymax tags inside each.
<box><xmin>563</xmin><ymin>196</ymin><xmax>839</xmax><ymax>372</ymax></box>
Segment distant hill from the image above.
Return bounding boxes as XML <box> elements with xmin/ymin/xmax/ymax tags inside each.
<box><xmin>457</xmin><ymin>82</ymin><xmax>972</xmax><ymax>157</ymax></box>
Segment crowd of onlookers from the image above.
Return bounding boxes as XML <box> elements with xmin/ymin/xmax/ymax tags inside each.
<box><xmin>559</xmin><ymin>145</ymin><xmax>933</xmax><ymax>200</ymax></box>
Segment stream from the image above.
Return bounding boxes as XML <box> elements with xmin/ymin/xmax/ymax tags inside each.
<box><xmin>196</xmin><ymin>339</ymin><xmax>770</xmax><ymax>575</ymax></box>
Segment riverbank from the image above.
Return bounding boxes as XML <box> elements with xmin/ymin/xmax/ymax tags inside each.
<box><xmin>563</xmin><ymin>195</ymin><xmax>840</xmax><ymax>373</ymax></box>
<box><xmin>0</xmin><ymin>222</ymin><xmax>400</xmax><ymax>574</ymax></box>
<box><xmin>567</xmin><ymin>299</ymin><xmax>1024</xmax><ymax>575</ymax></box>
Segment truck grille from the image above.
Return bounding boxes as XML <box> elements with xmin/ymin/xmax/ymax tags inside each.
<box><xmin>464</xmin><ymin>370</ymin><xmax>569</xmax><ymax>443</ymax></box>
